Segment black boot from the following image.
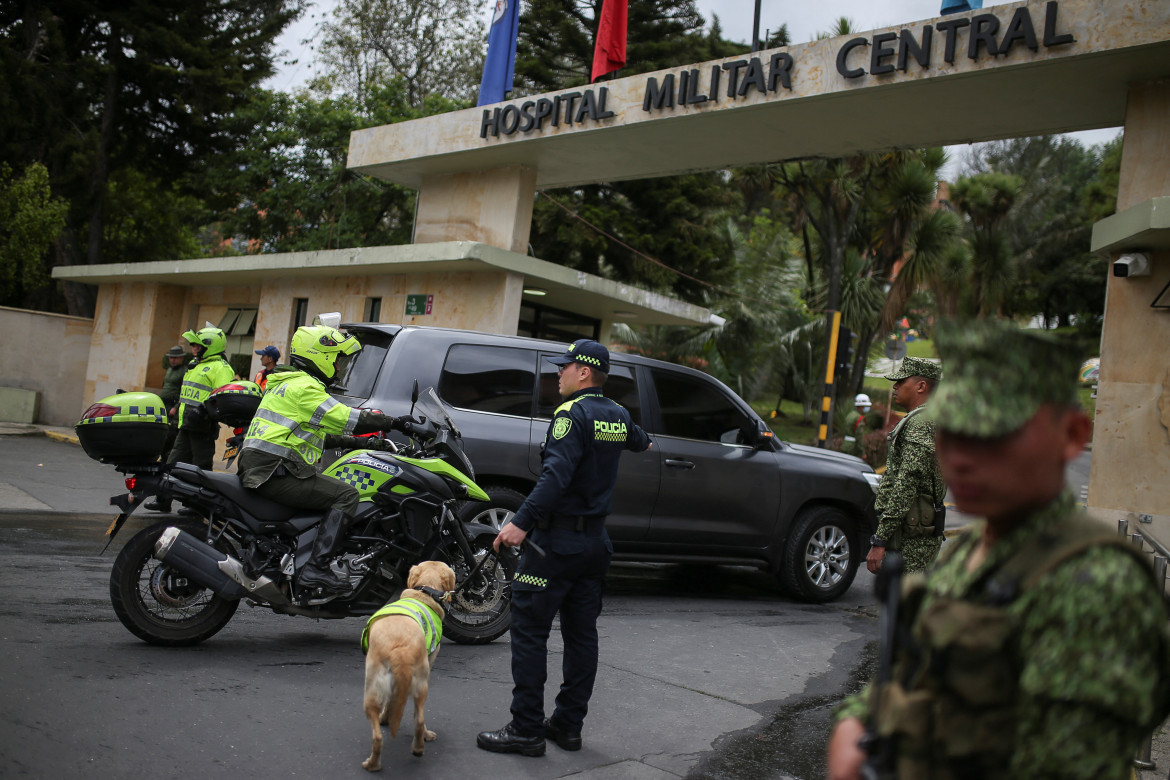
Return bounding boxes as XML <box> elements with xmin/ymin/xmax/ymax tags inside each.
<box><xmin>297</xmin><ymin>508</ymin><xmax>352</xmax><ymax>595</ymax></box>
<box><xmin>143</xmin><ymin>498</ymin><xmax>172</xmax><ymax>513</ymax></box>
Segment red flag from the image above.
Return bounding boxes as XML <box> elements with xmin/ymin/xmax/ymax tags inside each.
<box><xmin>591</xmin><ymin>0</ymin><xmax>627</xmax><ymax>82</ymax></box>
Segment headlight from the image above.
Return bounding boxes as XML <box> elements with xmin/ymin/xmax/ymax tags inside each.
<box><xmin>863</xmin><ymin>472</ymin><xmax>882</xmax><ymax>494</ymax></box>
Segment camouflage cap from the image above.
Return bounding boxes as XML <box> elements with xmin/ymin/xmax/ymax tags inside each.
<box><xmin>885</xmin><ymin>356</ymin><xmax>942</xmax><ymax>382</ymax></box>
<box><xmin>930</xmin><ymin>319</ymin><xmax>1085</xmax><ymax>437</ymax></box>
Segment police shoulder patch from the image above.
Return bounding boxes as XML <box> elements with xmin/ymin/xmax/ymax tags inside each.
<box><xmin>552</xmin><ymin>416</ymin><xmax>572</xmax><ymax>440</ymax></box>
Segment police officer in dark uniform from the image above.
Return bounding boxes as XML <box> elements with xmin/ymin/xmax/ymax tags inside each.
<box><xmin>477</xmin><ymin>339</ymin><xmax>652</xmax><ymax>757</ymax></box>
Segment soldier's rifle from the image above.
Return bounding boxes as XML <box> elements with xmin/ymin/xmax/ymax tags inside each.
<box><xmin>860</xmin><ymin>551</ymin><xmax>904</xmax><ymax>780</ymax></box>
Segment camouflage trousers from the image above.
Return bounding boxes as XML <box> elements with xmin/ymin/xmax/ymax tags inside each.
<box><xmin>896</xmin><ymin>535</ymin><xmax>943</xmax><ymax>573</ymax></box>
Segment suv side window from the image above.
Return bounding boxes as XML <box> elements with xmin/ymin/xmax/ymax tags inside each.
<box><xmin>536</xmin><ymin>361</ymin><xmax>642</xmax><ymax>425</ymax></box>
<box><xmin>439</xmin><ymin>345</ymin><xmax>537</xmax><ymax>416</ymax></box>
<box><xmin>650</xmin><ymin>368</ymin><xmax>752</xmax><ymax>444</ymax></box>
<box><xmin>337</xmin><ymin>330</ymin><xmax>393</xmax><ymax>398</ymax></box>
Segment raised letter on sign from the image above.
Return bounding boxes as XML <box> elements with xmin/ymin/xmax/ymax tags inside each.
<box><xmin>1043</xmin><ymin>1</ymin><xmax>1075</xmax><ymax>47</ymax></box>
<box><xmin>836</xmin><ymin>37</ymin><xmax>869</xmax><ymax>79</ymax></box>
<box><xmin>768</xmin><ymin>52</ymin><xmax>793</xmax><ymax>91</ymax></box>
<box><xmin>869</xmin><ymin>32</ymin><xmax>897</xmax><ymax>75</ymax></box>
<box><xmin>936</xmin><ymin>18</ymin><xmax>970</xmax><ymax>64</ymax></box>
<box><xmin>897</xmin><ymin>27</ymin><xmax>933</xmax><ymax>71</ymax></box>
<box><xmin>738</xmin><ymin>57</ymin><xmax>767</xmax><ymax>96</ymax></box>
<box><xmin>968</xmin><ymin>14</ymin><xmax>1001</xmax><ymax>59</ymax></box>
<box><xmin>643</xmin><ymin>75</ymin><xmax>675</xmax><ymax>111</ymax></box>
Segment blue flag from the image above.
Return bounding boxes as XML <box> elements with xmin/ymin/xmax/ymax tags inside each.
<box><xmin>478</xmin><ymin>0</ymin><xmax>521</xmax><ymax>106</ymax></box>
<box><xmin>940</xmin><ymin>0</ymin><xmax>982</xmax><ymax>14</ymax></box>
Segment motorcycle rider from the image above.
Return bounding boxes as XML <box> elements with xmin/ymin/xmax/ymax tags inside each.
<box><xmin>236</xmin><ymin>324</ymin><xmax>406</xmax><ymax>596</ymax></box>
<box><xmin>146</xmin><ymin>327</ymin><xmax>235</xmax><ymax>513</ymax></box>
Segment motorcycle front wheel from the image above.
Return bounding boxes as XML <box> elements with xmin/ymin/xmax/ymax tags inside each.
<box><xmin>439</xmin><ymin>534</ymin><xmax>516</xmax><ymax>644</ymax></box>
<box><xmin>110</xmin><ymin>518</ymin><xmax>240</xmax><ymax>646</ymax></box>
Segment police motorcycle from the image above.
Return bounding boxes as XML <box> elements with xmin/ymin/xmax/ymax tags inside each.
<box><xmin>77</xmin><ymin>383</ymin><xmax>516</xmax><ymax>647</ymax></box>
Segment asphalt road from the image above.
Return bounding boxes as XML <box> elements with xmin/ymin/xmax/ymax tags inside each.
<box><xmin>0</xmin><ymin>435</ymin><xmax>881</xmax><ymax>779</ymax></box>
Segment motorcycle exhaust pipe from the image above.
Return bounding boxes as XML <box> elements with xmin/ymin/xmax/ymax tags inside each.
<box><xmin>153</xmin><ymin>527</ymin><xmax>289</xmax><ymax>605</ymax></box>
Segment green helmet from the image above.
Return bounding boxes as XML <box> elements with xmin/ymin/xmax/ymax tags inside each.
<box><xmin>289</xmin><ymin>325</ymin><xmax>360</xmax><ymax>381</ymax></box>
<box><xmin>181</xmin><ymin>327</ymin><xmax>227</xmax><ymax>359</ymax></box>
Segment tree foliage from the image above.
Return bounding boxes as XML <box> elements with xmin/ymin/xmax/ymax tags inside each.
<box><xmin>956</xmin><ymin>135</ymin><xmax>1116</xmax><ymax>332</ymax></box>
<box><xmin>315</xmin><ymin>0</ymin><xmax>487</xmax><ymax>108</ymax></box>
<box><xmin>198</xmin><ymin>83</ymin><xmax>465</xmax><ymax>254</ymax></box>
<box><xmin>0</xmin><ymin>0</ymin><xmax>301</xmax><ymax>315</ymax></box>
<box><xmin>515</xmin><ymin>0</ymin><xmax>744</xmax><ymax>301</ymax></box>
<box><xmin>0</xmin><ymin>162</ymin><xmax>68</xmax><ymax>305</ymax></box>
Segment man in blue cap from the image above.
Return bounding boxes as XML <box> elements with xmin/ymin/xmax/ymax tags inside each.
<box><xmin>253</xmin><ymin>345</ymin><xmax>281</xmax><ymax>391</ymax></box>
<box><xmin>477</xmin><ymin>338</ymin><xmax>652</xmax><ymax>757</ymax></box>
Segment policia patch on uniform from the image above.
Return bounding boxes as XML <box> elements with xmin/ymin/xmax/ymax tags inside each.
<box><xmin>552</xmin><ymin>417</ymin><xmax>572</xmax><ymax>440</ymax></box>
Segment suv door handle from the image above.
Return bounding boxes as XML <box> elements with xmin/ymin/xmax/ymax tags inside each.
<box><xmin>665</xmin><ymin>459</ymin><xmax>696</xmax><ymax>469</ymax></box>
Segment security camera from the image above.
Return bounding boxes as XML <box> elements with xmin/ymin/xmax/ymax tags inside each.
<box><xmin>1113</xmin><ymin>252</ymin><xmax>1151</xmax><ymax>278</ymax></box>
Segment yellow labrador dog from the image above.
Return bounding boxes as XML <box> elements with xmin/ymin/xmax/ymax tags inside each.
<box><xmin>360</xmin><ymin>560</ymin><xmax>456</xmax><ymax>771</ymax></box>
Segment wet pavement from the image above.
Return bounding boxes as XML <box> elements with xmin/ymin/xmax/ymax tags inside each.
<box><xmin>0</xmin><ymin>432</ymin><xmax>881</xmax><ymax>779</ymax></box>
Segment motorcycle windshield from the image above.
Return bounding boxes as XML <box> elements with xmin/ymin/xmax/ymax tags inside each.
<box><xmin>414</xmin><ymin>387</ymin><xmax>461</xmax><ymax>438</ymax></box>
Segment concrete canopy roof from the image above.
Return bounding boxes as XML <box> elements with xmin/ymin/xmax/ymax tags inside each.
<box><xmin>50</xmin><ymin>241</ymin><xmax>718</xmax><ymax>327</ymax></box>
<box><xmin>348</xmin><ymin>0</ymin><xmax>1170</xmax><ymax>190</ymax></box>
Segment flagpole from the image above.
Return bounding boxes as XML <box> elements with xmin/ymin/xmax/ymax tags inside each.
<box><xmin>751</xmin><ymin>0</ymin><xmax>762</xmax><ymax>52</ymax></box>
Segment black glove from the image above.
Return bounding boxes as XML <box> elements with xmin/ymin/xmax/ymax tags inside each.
<box><xmin>390</xmin><ymin>415</ymin><xmax>412</xmax><ymax>433</ymax></box>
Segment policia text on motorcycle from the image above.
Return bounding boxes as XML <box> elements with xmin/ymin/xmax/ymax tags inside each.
<box><xmin>146</xmin><ymin>327</ymin><xmax>235</xmax><ymax>513</ymax></box>
<box><xmin>478</xmin><ymin>338</ymin><xmax>652</xmax><ymax>757</ymax></box>
<box><xmin>827</xmin><ymin>319</ymin><xmax>1170</xmax><ymax>780</ymax></box>
<box><xmin>236</xmin><ymin>325</ymin><xmax>409</xmax><ymax>596</ymax></box>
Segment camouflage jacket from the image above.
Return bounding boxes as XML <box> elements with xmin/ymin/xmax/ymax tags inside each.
<box><xmin>838</xmin><ymin>492</ymin><xmax>1170</xmax><ymax>779</ymax></box>
<box><xmin>873</xmin><ymin>405</ymin><xmax>944</xmax><ymax>539</ymax></box>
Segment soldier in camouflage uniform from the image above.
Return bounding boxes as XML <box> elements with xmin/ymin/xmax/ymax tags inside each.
<box><xmin>827</xmin><ymin>319</ymin><xmax>1170</xmax><ymax>780</ymax></box>
<box><xmin>868</xmin><ymin>356</ymin><xmax>944</xmax><ymax>574</ymax></box>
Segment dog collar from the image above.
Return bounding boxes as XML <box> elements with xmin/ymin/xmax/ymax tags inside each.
<box><xmin>415</xmin><ymin>585</ymin><xmax>450</xmax><ymax>613</ymax></box>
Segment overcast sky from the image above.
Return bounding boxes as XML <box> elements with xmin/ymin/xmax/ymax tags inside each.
<box><xmin>267</xmin><ymin>0</ymin><xmax>1121</xmax><ymax>175</ymax></box>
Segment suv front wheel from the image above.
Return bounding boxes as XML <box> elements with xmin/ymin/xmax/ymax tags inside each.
<box><xmin>779</xmin><ymin>506</ymin><xmax>859</xmax><ymax>603</ymax></box>
<box><xmin>458</xmin><ymin>485</ymin><xmax>527</xmax><ymax>532</ymax></box>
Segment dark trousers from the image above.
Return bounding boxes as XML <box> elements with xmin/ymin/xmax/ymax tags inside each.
<box><xmin>249</xmin><ymin>468</ymin><xmax>360</xmax><ymax>516</ymax></box>
<box><xmin>509</xmin><ymin>525</ymin><xmax>612</xmax><ymax>737</ymax></box>
<box><xmin>167</xmin><ymin>428</ymin><xmax>217</xmax><ymax>470</ymax></box>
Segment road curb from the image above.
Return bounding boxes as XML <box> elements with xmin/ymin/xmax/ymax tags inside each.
<box><xmin>43</xmin><ymin>429</ymin><xmax>80</xmax><ymax>446</ymax></box>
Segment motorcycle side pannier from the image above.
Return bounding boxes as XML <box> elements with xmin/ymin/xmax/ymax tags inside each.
<box><xmin>204</xmin><ymin>381</ymin><xmax>263</xmax><ymax>428</ymax></box>
<box><xmin>75</xmin><ymin>392</ymin><xmax>170</xmax><ymax>465</ymax></box>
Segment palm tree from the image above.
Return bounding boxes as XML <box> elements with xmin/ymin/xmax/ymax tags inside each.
<box><xmin>949</xmin><ymin>172</ymin><xmax>1023</xmax><ymax>317</ymax></box>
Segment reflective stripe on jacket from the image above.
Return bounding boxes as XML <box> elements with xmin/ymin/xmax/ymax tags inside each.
<box><xmin>177</xmin><ymin>357</ymin><xmax>235</xmax><ymax>427</ymax></box>
<box><xmin>238</xmin><ymin>370</ymin><xmax>359</xmax><ymax>466</ymax></box>
<box><xmin>361</xmin><ymin>598</ymin><xmax>443</xmax><ymax>655</ymax></box>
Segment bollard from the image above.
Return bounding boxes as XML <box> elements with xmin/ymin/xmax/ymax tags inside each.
<box><xmin>1119</xmin><ymin>518</ymin><xmax>1130</xmax><ymax>538</ymax></box>
<box><xmin>1132</xmin><ymin>532</ymin><xmax>1145</xmax><ymax>552</ymax></box>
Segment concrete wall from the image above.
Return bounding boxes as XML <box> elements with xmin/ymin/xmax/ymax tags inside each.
<box><xmin>250</xmin><ymin>269</ymin><xmax>524</xmax><ymax>379</ymax></box>
<box><xmin>81</xmin><ymin>268</ymin><xmax>527</xmax><ymax>408</ymax></box>
<box><xmin>0</xmin><ymin>306</ymin><xmax>93</xmax><ymax>425</ymax></box>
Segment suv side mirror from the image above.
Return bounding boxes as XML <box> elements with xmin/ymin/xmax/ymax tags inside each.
<box><xmin>750</xmin><ymin>419</ymin><xmax>775</xmax><ymax>449</ymax></box>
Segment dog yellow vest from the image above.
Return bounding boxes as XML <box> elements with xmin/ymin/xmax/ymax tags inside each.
<box><xmin>361</xmin><ymin>598</ymin><xmax>442</xmax><ymax>655</ymax></box>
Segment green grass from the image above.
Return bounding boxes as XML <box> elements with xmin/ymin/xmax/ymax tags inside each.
<box><xmin>1078</xmin><ymin>384</ymin><xmax>1097</xmax><ymax>419</ymax></box>
<box><xmin>904</xmin><ymin>336</ymin><xmax>937</xmax><ymax>359</ymax></box>
<box><xmin>752</xmin><ymin>399</ymin><xmax>822</xmax><ymax>446</ymax></box>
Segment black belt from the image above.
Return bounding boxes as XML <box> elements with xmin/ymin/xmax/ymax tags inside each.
<box><xmin>541</xmin><ymin>514</ymin><xmax>606</xmax><ymax>534</ymax></box>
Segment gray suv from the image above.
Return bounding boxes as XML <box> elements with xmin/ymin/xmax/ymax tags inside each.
<box><xmin>332</xmin><ymin>324</ymin><xmax>879</xmax><ymax>602</ymax></box>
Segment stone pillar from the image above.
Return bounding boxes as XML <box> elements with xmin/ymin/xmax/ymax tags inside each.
<box><xmin>412</xmin><ymin>165</ymin><xmax>537</xmax><ymax>254</ymax></box>
<box><xmin>1088</xmin><ymin>80</ymin><xmax>1170</xmax><ymax>536</ymax></box>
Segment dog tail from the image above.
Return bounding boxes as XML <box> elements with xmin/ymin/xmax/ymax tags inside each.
<box><xmin>384</xmin><ymin>652</ymin><xmax>413</xmax><ymax>738</ymax></box>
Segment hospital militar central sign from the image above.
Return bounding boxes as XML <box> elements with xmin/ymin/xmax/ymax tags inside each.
<box><xmin>480</xmin><ymin>0</ymin><xmax>1074</xmax><ymax>139</ymax></box>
